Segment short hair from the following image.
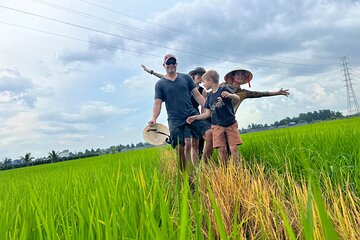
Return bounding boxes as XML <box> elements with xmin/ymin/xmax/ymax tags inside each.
<box><xmin>203</xmin><ymin>70</ymin><xmax>219</xmax><ymax>83</ymax></box>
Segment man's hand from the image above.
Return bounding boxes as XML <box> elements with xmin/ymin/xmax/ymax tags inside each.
<box><xmin>148</xmin><ymin>119</ymin><xmax>156</xmax><ymax>126</ymax></box>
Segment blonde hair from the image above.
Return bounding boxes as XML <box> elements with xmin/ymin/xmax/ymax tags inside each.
<box><xmin>203</xmin><ymin>70</ymin><xmax>219</xmax><ymax>83</ymax></box>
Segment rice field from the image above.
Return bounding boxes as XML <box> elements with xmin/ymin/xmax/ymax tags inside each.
<box><xmin>0</xmin><ymin>117</ymin><xmax>359</xmax><ymax>239</ymax></box>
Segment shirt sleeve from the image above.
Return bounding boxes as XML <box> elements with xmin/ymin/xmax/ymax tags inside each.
<box><xmin>154</xmin><ymin>80</ymin><xmax>164</xmax><ymax>101</ymax></box>
<box><xmin>204</xmin><ymin>95</ymin><xmax>211</xmax><ymax>109</ymax></box>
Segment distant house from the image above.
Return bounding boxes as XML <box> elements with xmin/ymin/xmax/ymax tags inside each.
<box><xmin>288</xmin><ymin>122</ymin><xmax>296</xmax><ymax>126</ymax></box>
<box><xmin>58</xmin><ymin>150</ymin><xmax>70</xmax><ymax>158</ymax></box>
<box><xmin>10</xmin><ymin>159</ymin><xmax>24</xmax><ymax>165</ymax></box>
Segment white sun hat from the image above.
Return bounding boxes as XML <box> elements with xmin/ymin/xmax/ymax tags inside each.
<box><xmin>143</xmin><ymin>123</ymin><xmax>170</xmax><ymax>146</ymax></box>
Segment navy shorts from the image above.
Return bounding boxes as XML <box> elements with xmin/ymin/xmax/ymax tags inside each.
<box><xmin>168</xmin><ymin>119</ymin><xmax>210</xmax><ymax>149</ymax></box>
<box><xmin>184</xmin><ymin>125</ymin><xmax>198</xmax><ymax>139</ymax></box>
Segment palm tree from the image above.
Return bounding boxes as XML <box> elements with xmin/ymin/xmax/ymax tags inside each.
<box><xmin>20</xmin><ymin>153</ymin><xmax>34</xmax><ymax>166</ymax></box>
<box><xmin>3</xmin><ymin>157</ymin><xmax>11</xmax><ymax>166</ymax></box>
<box><xmin>48</xmin><ymin>150</ymin><xmax>59</xmax><ymax>163</ymax></box>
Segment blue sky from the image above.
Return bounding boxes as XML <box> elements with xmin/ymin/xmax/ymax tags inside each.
<box><xmin>1</xmin><ymin>0</ymin><xmax>360</xmax><ymax>160</ymax></box>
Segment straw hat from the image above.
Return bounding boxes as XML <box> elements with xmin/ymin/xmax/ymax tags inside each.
<box><xmin>224</xmin><ymin>69</ymin><xmax>253</xmax><ymax>87</ymax></box>
<box><xmin>143</xmin><ymin>123</ymin><xmax>170</xmax><ymax>146</ymax></box>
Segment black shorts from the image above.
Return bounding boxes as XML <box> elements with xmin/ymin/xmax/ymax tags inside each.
<box><xmin>184</xmin><ymin>125</ymin><xmax>198</xmax><ymax>139</ymax></box>
<box><xmin>168</xmin><ymin>119</ymin><xmax>210</xmax><ymax>149</ymax></box>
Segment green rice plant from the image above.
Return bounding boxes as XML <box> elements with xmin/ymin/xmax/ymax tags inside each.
<box><xmin>207</xmin><ymin>182</ymin><xmax>227</xmax><ymax>240</ymax></box>
<box><xmin>240</xmin><ymin>117</ymin><xmax>360</xmax><ymax>194</ymax></box>
<box><xmin>0</xmin><ymin>148</ymin><xmax>183</xmax><ymax>239</ymax></box>
<box><xmin>301</xmin><ymin>180</ymin><xmax>314</xmax><ymax>240</ymax></box>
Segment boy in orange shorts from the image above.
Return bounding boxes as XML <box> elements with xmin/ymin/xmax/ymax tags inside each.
<box><xmin>187</xmin><ymin>70</ymin><xmax>242</xmax><ymax>166</ymax></box>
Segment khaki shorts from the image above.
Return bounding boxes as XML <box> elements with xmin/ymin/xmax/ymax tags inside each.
<box><xmin>211</xmin><ymin>122</ymin><xmax>243</xmax><ymax>148</ymax></box>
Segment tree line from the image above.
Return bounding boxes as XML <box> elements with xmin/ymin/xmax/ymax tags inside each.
<box><xmin>1</xmin><ymin>142</ymin><xmax>151</xmax><ymax>171</ymax></box>
<box><xmin>242</xmin><ymin>109</ymin><xmax>344</xmax><ymax>131</ymax></box>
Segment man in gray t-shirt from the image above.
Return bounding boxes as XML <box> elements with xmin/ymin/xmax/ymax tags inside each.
<box><xmin>154</xmin><ymin>72</ymin><xmax>198</xmax><ymax>121</ymax></box>
<box><xmin>148</xmin><ymin>54</ymin><xmax>213</xmax><ymax>171</ymax></box>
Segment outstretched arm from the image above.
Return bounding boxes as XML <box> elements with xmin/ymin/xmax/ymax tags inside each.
<box><xmin>245</xmin><ymin>88</ymin><xmax>290</xmax><ymax>98</ymax></box>
<box><xmin>141</xmin><ymin>64</ymin><xmax>164</xmax><ymax>79</ymax></box>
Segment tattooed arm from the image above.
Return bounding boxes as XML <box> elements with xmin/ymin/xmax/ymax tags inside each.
<box><xmin>243</xmin><ymin>88</ymin><xmax>290</xmax><ymax>98</ymax></box>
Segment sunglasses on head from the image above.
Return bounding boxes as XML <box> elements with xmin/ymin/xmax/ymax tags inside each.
<box><xmin>165</xmin><ymin>58</ymin><xmax>177</xmax><ymax>65</ymax></box>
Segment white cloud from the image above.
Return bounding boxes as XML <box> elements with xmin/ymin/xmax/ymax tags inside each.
<box><xmin>0</xmin><ymin>91</ymin><xmax>36</xmax><ymax>107</ymax></box>
<box><xmin>0</xmin><ymin>111</ymin><xmax>40</xmax><ymax>149</ymax></box>
<box><xmin>100</xmin><ymin>83</ymin><xmax>117</xmax><ymax>93</ymax></box>
<box><xmin>40</xmin><ymin>101</ymin><xmax>133</xmax><ymax>124</ymax></box>
<box><xmin>123</xmin><ymin>74</ymin><xmax>157</xmax><ymax>91</ymax></box>
<box><xmin>0</xmin><ymin>68</ymin><xmax>39</xmax><ymax>108</ymax></box>
<box><xmin>0</xmin><ymin>69</ymin><xmax>33</xmax><ymax>91</ymax></box>
<box><xmin>59</xmin><ymin>47</ymin><xmax>116</xmax><ymax>65</ymax></box>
